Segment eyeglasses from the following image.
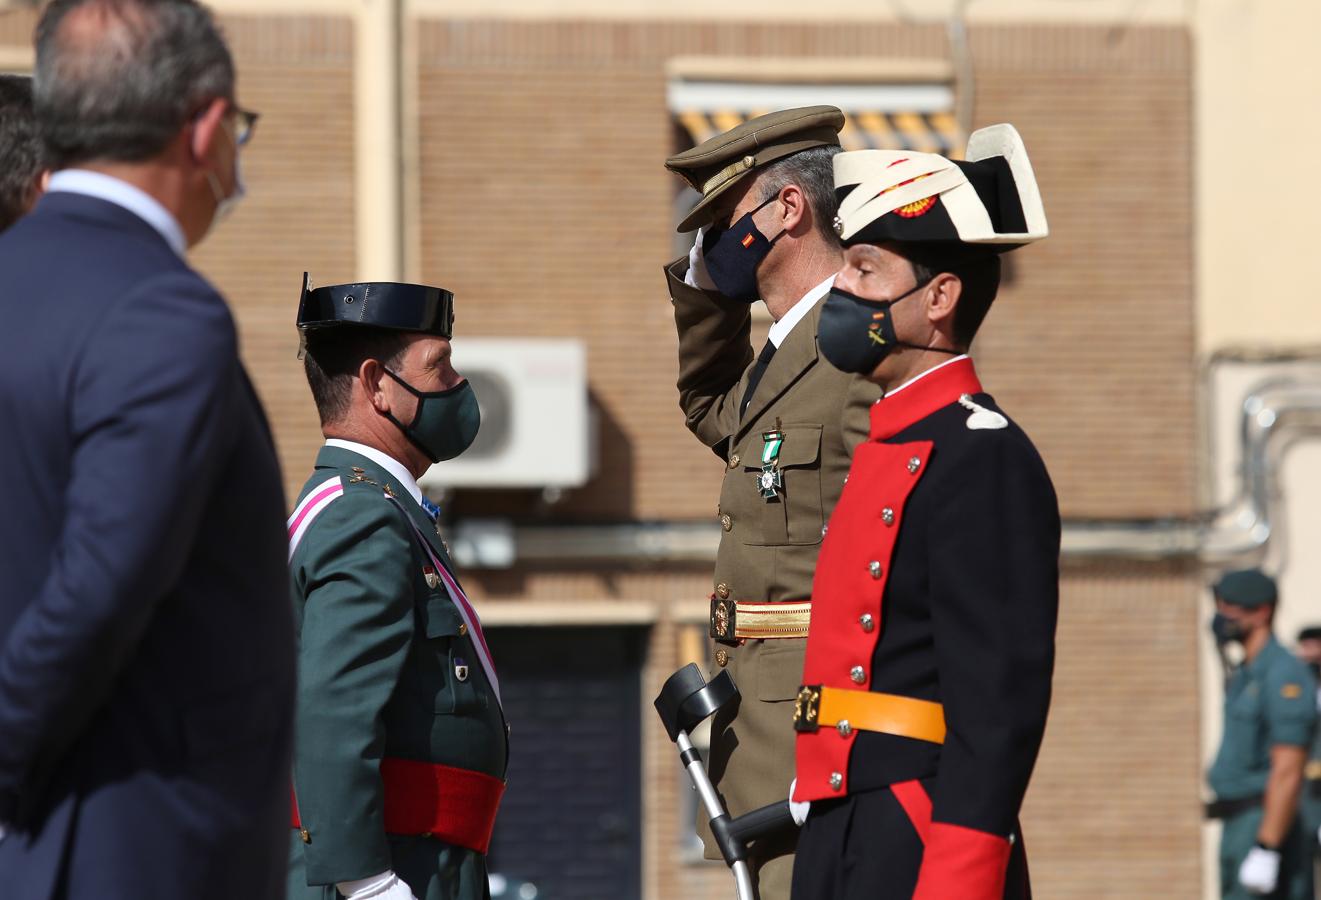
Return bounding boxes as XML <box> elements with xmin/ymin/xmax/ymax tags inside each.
<box><xmin>229</xmin><ymin>105</ymin><xmax>260</xmax><ymax>147</ymax></box>
<box><xmin>189</xmin><ymin>100</ymin><xmax>260</xmax><ymax>147</ymax></box>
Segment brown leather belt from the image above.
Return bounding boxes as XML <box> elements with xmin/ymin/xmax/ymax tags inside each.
<box><xmin>710</xmin><ymin>595</ymin><xmax>811</xmax><ymax>643</ymax></box>
<box><xmin>1204</xmin><ymin>794</ymin><xmax>1263</xmax><ymax>820</ymax></box>
<box><xmin>793</xmin><ymin>684</ymin><xmax>946</xmax><ymax>744</ymax></box>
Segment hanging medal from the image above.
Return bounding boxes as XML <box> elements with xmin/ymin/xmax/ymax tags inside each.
<box><xmin>756</xmin><ymin>422</ymin><xmax>785</xmax><ymax>501</ymax></box>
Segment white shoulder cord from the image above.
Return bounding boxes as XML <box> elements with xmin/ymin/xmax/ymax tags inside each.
<box><xmin>958</xmin><ymin>393</ymin><xmax>1008</xmax><ymax>431</ymax></box>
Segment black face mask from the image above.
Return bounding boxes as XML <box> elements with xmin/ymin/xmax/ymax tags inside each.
<box><xmin>817</xmin><ymin>283</ymin><xmax>961</xmax><ymax>375</ymax></box>
<box><xmin>702</xmin><ymin>196</ymin><xmax>785</xmax><ymax>303</ymax></box>
<box><xmin>382</xmin><ymin>369</ymin><xmax>481</xmax><ymax>464</ymax></box>
<box><xmin>1211</xmin><ymin>612</ymin><xmax>1248</xmax><ymax>647</ymax></box>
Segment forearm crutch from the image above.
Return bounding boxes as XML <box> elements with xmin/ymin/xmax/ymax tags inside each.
<box><xmin>654</xmin><ymin>663</ymin><xmax>798</xmax><ymax>900</ymax></box>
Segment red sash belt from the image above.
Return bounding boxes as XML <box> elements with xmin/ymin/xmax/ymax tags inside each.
<box><xmin>291</xmin><ymin>758</ymin><xmax>506</xmax><ymax>854</ymax></box>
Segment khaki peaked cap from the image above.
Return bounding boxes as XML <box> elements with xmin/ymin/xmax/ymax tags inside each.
<box><xmin>666</xmin><ymin>105</ymin><xmax>845</xmax><ymax>233</ymax></box>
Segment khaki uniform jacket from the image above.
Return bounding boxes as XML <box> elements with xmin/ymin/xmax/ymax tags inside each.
<box><xmin>667</xmin><ymin>257</ymin><xmax>879</xmax><ymax>888</ymax></box>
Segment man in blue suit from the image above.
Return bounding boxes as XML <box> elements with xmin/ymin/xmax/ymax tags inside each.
<box><xmin>0</xmin><ymin>2</ymin><xmax>295</xmax><ymax>898</ymax></box>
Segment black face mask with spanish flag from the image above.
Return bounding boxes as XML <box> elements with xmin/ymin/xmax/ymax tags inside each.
<box><xmin>702</xmin><ymin>196</ymin><xmax>785</xmax><ymax>303</ymax></box>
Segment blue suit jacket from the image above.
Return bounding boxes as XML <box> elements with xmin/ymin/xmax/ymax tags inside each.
<box><xmin>0</xmin><ymin>191</ymin><xmax>296</xmax><ymax>899</ymax></box>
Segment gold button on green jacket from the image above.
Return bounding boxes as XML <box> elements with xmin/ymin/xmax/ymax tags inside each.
<box><xmin>667</xmin><ymin>258</ymin><xmax>879</xmax><ymax>896</ymax></box>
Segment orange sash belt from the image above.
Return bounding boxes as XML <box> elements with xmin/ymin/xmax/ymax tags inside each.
<box><xmin>291</xmin><ymin>758</ymin><xmax>506</xmax><ymax>854</ymax></box>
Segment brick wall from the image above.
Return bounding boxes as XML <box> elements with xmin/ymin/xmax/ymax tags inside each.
<box><xmin>417</xmin><ymin>19</ymin><xmax>1201</xmax><ymax>898</ymax></box>
<box><xmin>192</xmin><ymin>15</ymin><xmax>357</xmax><ymax>502</ymax></box>
<box><xmin>0</xmin><ymin>10</ymin><xmax>357</xmax><ymax>504</ymax></box>
<box><xmin>415</xmin><ymin>21</ymin><xmax>1196</xmax><ymax>522</ymax></box>
<box><xmin>478</xmin><ymin>563</ymin><xmax>1205</xmax><ymax>899</ymax></box>
<box><xmin>0</xmin><ymin>8</ymin><xmax>1203</xmax><ymax>896</ymax></box>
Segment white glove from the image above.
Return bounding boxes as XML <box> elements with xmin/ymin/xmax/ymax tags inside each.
<box><xmin>788</xmin><ymin>778</ymin><xmax>810</xmax><ymax>827</ymax></box>
<box><xmin>1238</xmin><ymin>845</ymin><xmax>1280</xmax><ymax>895</ymax></box>
<box><xmin>336</xmin><ymin>870</ymin><xmax>417</xmax><ymax>900</ymax></box>
<box><xmin>684</xmin><ymin>226</ymin><xmax>718</xmax><ymax>291</ymax></box>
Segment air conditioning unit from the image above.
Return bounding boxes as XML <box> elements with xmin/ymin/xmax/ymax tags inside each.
<box><xmin>418</xmin><ymin>338</ymin><xmax>593</xmax><ymax>490</ymax></box>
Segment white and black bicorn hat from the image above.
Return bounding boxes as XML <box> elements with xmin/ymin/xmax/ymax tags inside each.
<box><xmin>831</xmin><ymin>123</ymin><xmax>1048</xmax><ymax>256</ymax></box>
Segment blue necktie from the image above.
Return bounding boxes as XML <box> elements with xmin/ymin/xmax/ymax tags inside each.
<box><xmin>420</xmin><ymin>496</ymin><xmax>442</xmax><ymax>524</ymax></box>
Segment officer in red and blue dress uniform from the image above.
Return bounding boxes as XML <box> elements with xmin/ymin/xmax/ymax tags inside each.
<box><xmin>789</xmin><ymin>124</ymin><xmax>1060</xmax><ymax>900</ymax></box>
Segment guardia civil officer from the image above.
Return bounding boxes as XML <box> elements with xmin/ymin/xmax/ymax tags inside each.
<box><xmin>1206</xmin><ymin>570</ymin><xmax>1316</xmax><ymax>900</ymax></box>
<box><xmin>1295</xmin><ymin>626</ymin><xmax>1321</xmax><ymax>872</ymax></box>
<box><xmin>664</xmin><ymin>106</ymin><xmax>883</xmax><ymax>897</ymax></box>
<box><xmin>789</xmin><ymin>124</ymin><xmax>1059</xmax><ymax>899</ymax></box>
<box><xmin>288</xmin><ymin>277</ymin><xmax>507</xmax><ymax>900</ymax></box>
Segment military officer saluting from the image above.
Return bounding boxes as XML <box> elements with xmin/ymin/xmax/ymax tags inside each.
<box><xmin>790</xmin><ymin>124</ymin><xmax>1059</xmax><ymax>899</ymax></box>
<box><xmin>664</xmin><ymin>106</ymin><xmax>882</xmax><ymax>897</ymax></box>
<box><xmin>288</xmin><ymin>276</ymin><xmax>507</xmax><ymax>900</ymax></box>
<box><xmin>1206</xmin><ymin>570</ymin><xmax>1316</xmax><ymax>900</ymax></box>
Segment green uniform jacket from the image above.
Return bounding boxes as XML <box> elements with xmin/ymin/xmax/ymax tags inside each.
<box><xmin>288</xmin><ymin>445</ymin><xmax>507</xmax><ymax>900</ymax></box>
<box><xmin>1304</xmin><ymin>693</ymin><xmax>1321</xmax><ymax>859</ymax></box>
<box><xmin>667</xmin><ymin>258</ymin><xmax>880</xmax><ymax>894</ymax></box>
<box><xmin>1208</xmin><ymin>635</ymin><xmax>1317</xmax><ymax>900</ymax></box>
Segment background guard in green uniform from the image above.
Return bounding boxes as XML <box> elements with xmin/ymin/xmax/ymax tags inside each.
<box><xmin>1207</xmin><ymin>569</ymin><xmax>1317</xmax><ymax>900</ymax></box>
<box><xmin>288</xmin><ymin>276</ymin><xmax>508</xmax><ymax>900</ymax></box>
<box><xmin>1294</xmin><ymin>625</ymin><xmax>1321</xmax><ymax>894</ymax></box>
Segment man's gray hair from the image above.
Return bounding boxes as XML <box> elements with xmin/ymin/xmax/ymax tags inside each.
<box><xmin>34</xmin><ymin>0</ymin><xmax>234</xmax><ymax>167</ymax></box>
<box><xmin>755</xmin><ymin>145</ymin><xmax>842</xmax><ymax>242</ymax></box>
<box><xmin>0</xmin><ymin>75</ymin><xmax>45</xmax><ymax>232</ymax></box>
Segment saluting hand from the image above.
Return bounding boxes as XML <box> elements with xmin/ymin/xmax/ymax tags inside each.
<box><xmin>684</xmin><ymin>225</ymin><xmax>718</xmax><ymax>291</ymax></box>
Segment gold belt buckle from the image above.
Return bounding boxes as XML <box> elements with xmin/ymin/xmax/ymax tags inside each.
<box><xmin>709</xmin><ymin>593</ymin><xmax>739</xmax><ymax>646</ymax></box>
<box><xmin>793</xmin><ymin>684</ymin><xmax>822</xmax><ymax>733</ymax></box>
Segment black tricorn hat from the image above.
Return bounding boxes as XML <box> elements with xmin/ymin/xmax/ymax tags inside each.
<box><xmin>832</xmin><ymin>123</ymin><xmax>1047</xmax><ymax>255</ymax></box>
<box><xmin>296</xmin><ymin>273</ymin><xmax>455</xmax><ymax>338</ymax></box>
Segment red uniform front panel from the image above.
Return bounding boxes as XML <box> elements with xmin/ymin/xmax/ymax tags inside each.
<box><xmin>794</xmin><ymin>439</ymin><xmax>931</xmax><ymax>802</ymax></box>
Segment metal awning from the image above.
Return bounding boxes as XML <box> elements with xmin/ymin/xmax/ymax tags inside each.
<box><xmin>668</xmin><ymin>73</ymin><xmax>965</xmax><ymax>158</ymax></box>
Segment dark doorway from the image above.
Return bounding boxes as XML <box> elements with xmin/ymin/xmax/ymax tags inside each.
<box><xmin>484</xmin><ymin>625</ymin><xmax>648</xmax><ymax>900</ymax></box>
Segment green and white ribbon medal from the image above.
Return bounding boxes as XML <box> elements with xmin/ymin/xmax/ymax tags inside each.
<box><xmin>756</xmin><ymin>428</ymin><xmax>785</xmax><ymax>500</ymax></box>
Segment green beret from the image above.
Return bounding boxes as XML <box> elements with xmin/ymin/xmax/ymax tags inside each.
<box><xmin>1213</xmin><ymin>568</ymin><xmax>1278</xmax><ymax>608</ymax></box>
<box><xmin>665</xmin><ymin>105</ymin><xmax>844</xmax><ymax>233</ymax></box>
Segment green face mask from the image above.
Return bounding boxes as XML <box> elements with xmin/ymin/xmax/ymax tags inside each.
<box><xmin>383</xmin><ymin>369</ymin><xmax>481</xmax><ymax>463</ymax></box>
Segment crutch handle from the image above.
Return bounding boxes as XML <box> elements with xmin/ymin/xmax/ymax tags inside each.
<box><xmin>710</xmin><ymin>799</ymin><xmax>797</xmax><ymax>866</ymax></box>
<box><xmin>728</xmin><ymin>800</ymin><xmax>797</xmax><ymax>846</ymax></box>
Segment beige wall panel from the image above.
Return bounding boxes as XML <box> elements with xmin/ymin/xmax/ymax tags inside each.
<box><xmin>406</xmin><ymin>0</ymin><xmax>1188</xmax><ymax>26</ymax></box>
<box><xmin>1197</xmin><ymin>0</ymin><xmax>1321</xmax><ymax>352</ymax></box>
<box><xmin>0</xmin><ymin>8</ymin><xmax>34</xmax><ymax>46</ymax></box>
<box><xmin>417</xmin><ymin>21</ymin><xmax>1195</xmax><ymax>521</ymax></box>
<box><xmin>190</xmin><ymin>15</ymin><xmax>358</xmax><ymax>505</ymax></box>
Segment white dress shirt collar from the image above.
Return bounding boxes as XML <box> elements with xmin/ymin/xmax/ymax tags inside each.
<box><xmin>47</xmin><ymin>169</ymin><xmax>188</xmax><ymax>258</ymax></box>
<box><xmin>884</xmin><ymin>354</ymin><xmax>972</xmax><ymax>398</ymax></box>
<box><xmin>325</xmin><ymin>439</ymin><xmax>424</xmax><ymax>506</ymax></box>
<box><xmin>767</xmin><ymin>273</ymin><xmax>835</xmax><ymax>348</ymax></box>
